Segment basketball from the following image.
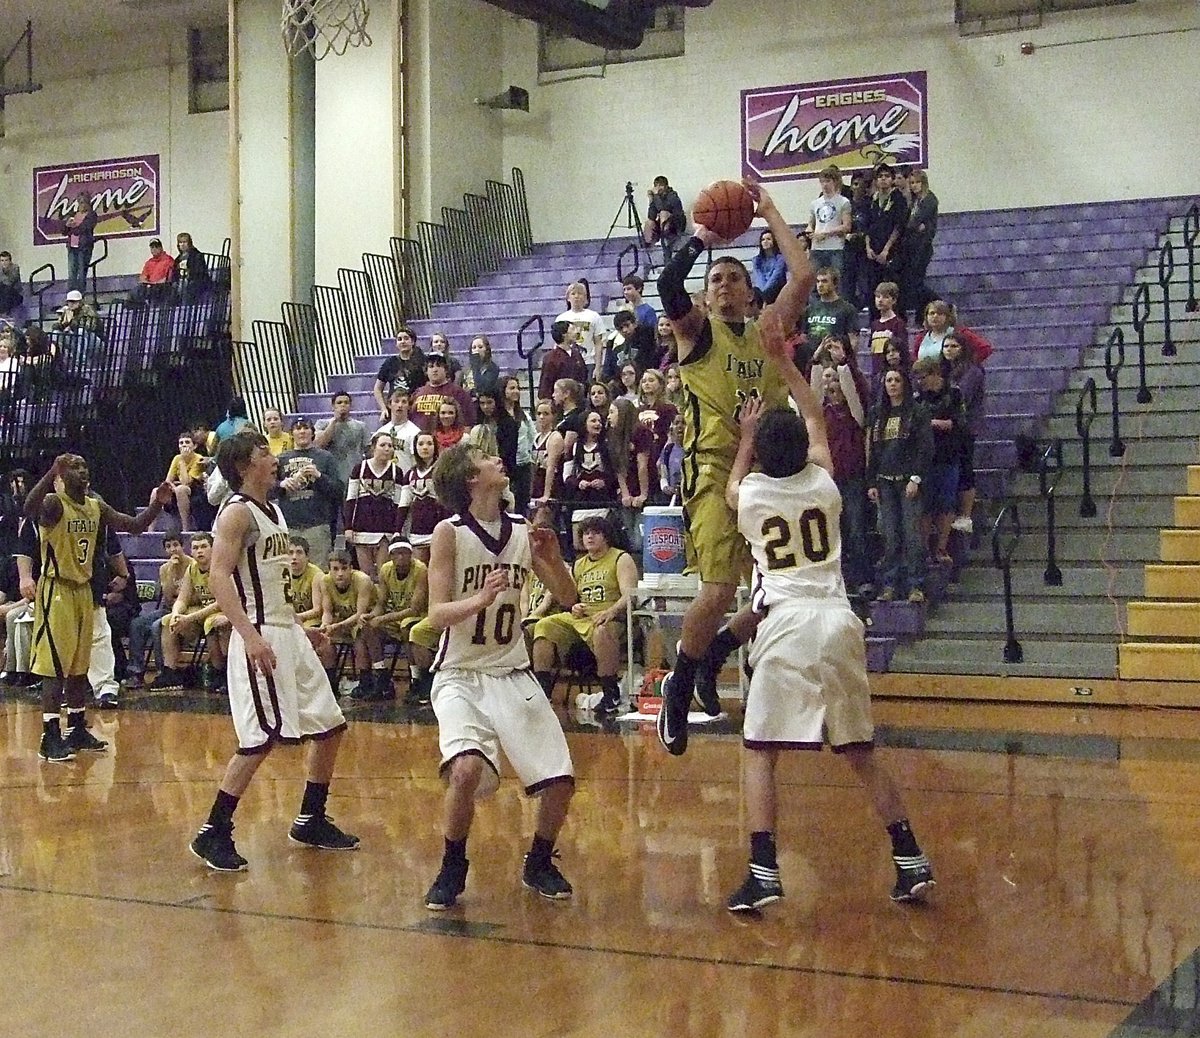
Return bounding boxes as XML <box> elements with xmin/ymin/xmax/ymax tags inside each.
<box><xmin>692</xmin><ymin>180</ymin><xmax>756</xmax><ymax>241</ymax></box>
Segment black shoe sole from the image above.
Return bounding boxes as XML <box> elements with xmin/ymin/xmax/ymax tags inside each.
<box><xmin>728</xmin><ymin>893</ymin><xmax>782</xmax><ymax>913</ymax></box>
<box><xmin>287</xmin><ymin>833</ymin><xmax>361</xmax><ymax>851</ymax></box>
<box><xmin>891</xmin><ymin>879</ymin><xmax>936</xmax><ymax>903</ymax></box>
<box><xmin>522</xmin><ymin>880</ymin><xmax>573</xmax><ymax>901</ymax></box>
<box><xmin>189</xmin><ymin>842</ymin><xmax>248</xmax><ymax>873</ymax></box>
<box><xmin>38</xmin><ymin>751</ymin><xmax>76</xmax><ymax>763</ymax></box>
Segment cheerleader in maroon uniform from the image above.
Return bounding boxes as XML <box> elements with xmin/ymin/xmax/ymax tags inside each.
<box><xmin>398</xmin><ymin>432</ymin><xmax>448</xmax><ymax>565</ymax></box>
<box><xmin>343</xmin><ymin>430</ymin><xmax>405</xmax><ymax>580</ymax></box>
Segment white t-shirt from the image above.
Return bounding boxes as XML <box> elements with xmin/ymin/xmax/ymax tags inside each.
<box><xmin>810</xmin><ymin>193</ymin><xmax>851</xmax><ymax>253</ymax></box>
<box><xmin>375</xmin><ymin>418</ymin><xmax>421</xmax><ymax>474</ymax></box>
<box><xmin>555</xmin><ymin>307</ymin><xmax>606</xmax><ymax>365</ymax></box>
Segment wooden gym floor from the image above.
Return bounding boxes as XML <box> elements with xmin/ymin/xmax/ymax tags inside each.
<box><xmin>3</xmin><ymin>689</ymin><xmax>1200</xmax><ymax>1037</ymax></box>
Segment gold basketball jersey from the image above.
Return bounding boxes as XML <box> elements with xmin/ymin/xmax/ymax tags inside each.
<box><xmin>186</xmin><ymin>560</ymin><xmax>215</xmax><ymax>608</ymax></box>
<box><xmin>679</xmin><ymin>317</ymin><xmax>788</xmax><ymax>471</ymax></box>
<box><xmin>40</xmin><ymin>494</ymin><xmax>102</xmax><ymax>585</ymax></box>
<box><xmin>325</xmin><ymin>571</ymin><xmax>374</xmax><ymax>621</ymax></box>
<box><xmin>379</xmin><ymin>558</ymin><xmax>426</xmax><ymax>612</ymax></box>
<box><xmin>572</xmin><ymin>546</ymin><xmax>625</xmax><ymax>618</ymax></box>
<box><xmin>287</xmin><ymin>562</ymin><xmax>323</xmax><ymax>614</ymax></box>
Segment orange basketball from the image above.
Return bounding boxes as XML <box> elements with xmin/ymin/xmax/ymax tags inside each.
<box><xmin>692</xmin><ymin>180</ymin><xmax>756</xmax><ymax>241</ymax></box>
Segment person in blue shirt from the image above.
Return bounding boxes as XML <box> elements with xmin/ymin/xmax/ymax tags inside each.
<box><xmin>215</xmin><ymin>397</ymin><xmax>251</xmax><ymax>442</ymax></box>
<box><xmin>750</xmin><ymin>229</ymin><xmax>787</xmax><ymax>304</ymax></box>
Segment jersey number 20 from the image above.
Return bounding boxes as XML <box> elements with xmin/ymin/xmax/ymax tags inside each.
<box><xmin>761</xmin><ymin>509</ymin><xmax>830</xmax><ymax>570</ymax></box>
<box><xmin>472</xmin><ymin>603</ymin><xmax>517</xmax><ymax>646</ymax></box>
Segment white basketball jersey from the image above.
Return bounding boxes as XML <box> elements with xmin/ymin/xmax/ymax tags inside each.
<box><xmin>433</xmin><ymin>511</ymin><xmax>534</xmax><ymax>674</ymax></box>
<box><xmin>224</xmin><ymin>493</ymin><xmax>293</xmax><ymax>626</ymax></box>
<box><xmin>737</xmin><ymin>466</ymin><xmax>846</xmax><ymax>607</ymax></box>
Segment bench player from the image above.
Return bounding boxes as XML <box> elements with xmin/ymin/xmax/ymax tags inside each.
<box><xmin>655</xmin><ymin>179</ymin><xmax>815</xmax><ymax>755</ymax></box>
<box><xmin>722</xmin><ymin>313</ymin><xmax>934</xmax><ymax>911</ymax></box>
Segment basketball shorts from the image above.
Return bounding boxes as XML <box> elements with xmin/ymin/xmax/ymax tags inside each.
<box><xmin>682</xmin><ymin>461</ymin><xmax>749</xmax><ymax>586</ymax></box>
<box><xmin>432</xmin><ymin>668</ymin><xmax>574</xmax><ymax>798</ymax></box>
<box><xmin>743</xmin><ymin>600</ymin><xmax>874</xmax><ymax>751</ymax></box>
<box><xmin>31</xmin><ymin>578</ymin><xmax>94</xmax><ymax>679</ymax></box>
<box><xmin>228</xmin><ymin>623</ymin><xmax>347</xmax><ymax>754</ymax></box>
<box><xmin>407</xmin><ymin>616</ymin><xmax>442</xmax><ymax>653</ymax></box>
<box><xmin>379</xmin><ymin>615</ymin><xmax>421</xmax><ymax>643</ymax></box>
<box><xmin>531</xmin><ymin>611</ymin><xmax>599</xmax><ymax>656</ymax></box>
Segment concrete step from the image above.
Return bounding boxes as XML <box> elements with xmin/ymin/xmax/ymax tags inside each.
<box><xmin>1058</xmin><ymin>380</ymin><xmax>1200</xmax><ymax>412</ymax></box>
<box><xmin>1002</xmin><ymin>490</ymin><xmax>1174</xmax><ymax>530</ymax></box>
<box><xmin>1059</xmin><ymin>435</ymin><xmax>1200</xmax><ymax>469</ymax></box>
<box><xmin>889</xmin><ymin>637</ymin><xmax>1119</xmax><ymax>679</ymax></box>
<box><xmin>1190</xmin><ymin>466</ymin><xmax>1200</xmax><ymax>495</ymax></box>
<box><xmin>1045</xmin><ymin>408</ymin><xmax>1199</xmax><ymax>441</ymax></box>
<box><xmin>1175</xmin><ymin>497</ymin><xmax>1200</xmax><ymax>527</ymax></box>
<box><xmin>920</xmin><ymin>599</ymin><xmax>1123</xmax><ymax>637</ymax></box>
<box><xmin>1126</xmin><ymin>601</ymin><xmax>1200</xmax><ymax>638</ymax></box>
<box><xmin>1144</xmin><ymin>564</ymin><xmax>1200</xmax><ymax>599</ymax></box>
<box><xmin>954</xmin><ymin>564</ymin><xmax>1143</xmax><ymax>599</ymax></box>
<box><xmin>1008</xmin><ymin>528</ymin><xmax>1161</xmax><ymax>561</ymax></box>
<box><xmin>1120</xmin><ymin>642</ymin><xmax>1200</xmax><ymax>681</ymax></box>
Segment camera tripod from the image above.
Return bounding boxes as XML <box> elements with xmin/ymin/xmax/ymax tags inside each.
<box><xmin>595</xmin><ymin>181</ymin><xmax>643</xmax><ymax>263</ymax></box>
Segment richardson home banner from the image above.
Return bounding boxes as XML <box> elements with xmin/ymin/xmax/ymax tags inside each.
<box><xmin>742</xmin><ymin>72</ymin><xmax>928</xmax><ymax>182</ymax></box>
<box><xmin>33</xmin><ymin>154</ymin><xmax>160</xmax><ymax>246</ymax></box>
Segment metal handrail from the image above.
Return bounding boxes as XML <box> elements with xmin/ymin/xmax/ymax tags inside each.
<box><xmin>1184</xmin><ymin>202</ymin><xmax>1198</xmax><ymax>313</ymax></box>
<box><xmin>1037</xmin><ymin>439</ymin><xmax>1064</xmax><ymax>586</ymax></box>
<box><xmin>617</xmin><ymin>242</ymin><xmax>640</xmax><ymax>286</ymax></box>
<box><xmin>1158</xmin><ymin>239</ymin><xmax>1176</xmax><ymax>357</ymax></box>
<box><xmin>28</xmin><ymin>263</ymin><xmax>55</xmax><ymax>327</ymax></box>
<box><xmin>1103</xmin><ymin>327</ymin><xmax>1126</xmax><ymax>457</ymax></box>
<box><xmin>991</xmin><ymin>501</ymin><xmax>1022</xmax><ymax>664</ymax></box>
<box><xmin>1131</xmin><ymin>282</ymin><xmax>1153</xmax><ymax>405</ymax></box>
<box><xmin>87</xmin><ymin>238</ymin><xmax>109</xmax><ymax>306</ymax></box>
<box><xmin>1075</xmin><ymin>377</ymin><xmax>1098</xmax><ymax>518</ymax></box>
<box><xmin>516</xmin><ymin>314</ymin><xmax>545</xmax><ymax>413</ymax></box>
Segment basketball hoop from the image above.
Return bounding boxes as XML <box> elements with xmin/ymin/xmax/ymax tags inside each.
<box><xmin>281</xmin><ymin>0</ymin><xmax>372</xmax><ymax>60</ymax></box>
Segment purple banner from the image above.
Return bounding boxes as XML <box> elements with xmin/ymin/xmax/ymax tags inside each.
<box><xmin>33</xmin><ymin>154</ymin><xmax>160</xmax><ymax>246</ymax></box>
<box><xmin>742</xmin><ymin>72</ymin><xmax>928</xmax><ymax>182</ymax></box>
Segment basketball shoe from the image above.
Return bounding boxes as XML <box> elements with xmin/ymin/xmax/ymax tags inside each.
<box><xmin>289</xmin><ymin>814</ymin><xmax>360</xmax><ymax>850</ymax></box>
<box><xmin>692</xmin><ymin>655</ymin><xmax>722</xmax><ymax>717</ymax></box>
<box><xmin>656</xmin><ymin>671</ymin><xmax>689</xmax><ymax>756</ymax></box>
<box><xmin>190</xmin><ymin>823</ymin><xmax>249</xmax><ymax>872</ymax></box>
<box><xmin>522</xmin><ymin>852</ymin><xmax>573</xmax><ymax>900</ymax></box>
<box><xmin>65</xmin><ymin>724</ymin><xmax>109</xmax><ymax>753</ymax></box>
<box><xmin>890</xmin><ymin>853</ymin><xmax>936</xmax><ymax>903</ymax></box>
<box><xmin>727</xmin><ymin>866</ymin><xmax>784</xmax><ymax>912</ymax></box>
<box><xmin>38</xmin><ymin>724</ymin><xmax>76</xmax><ymax>763</ymax></box>
<box><xmin>424</xmin><ymin>859</ymin><xmax>469</xmax><ymax>911</ymax></box>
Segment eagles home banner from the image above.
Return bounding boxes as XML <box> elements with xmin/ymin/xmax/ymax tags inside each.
<box><xmin>33</xmin><ymin>154</ymin><xmax>160</xmax><ymax>246</ymax></box>
<box><xmin>741</xmin><ymin>72</ymin><xmax>928</xmax><ymax>183</ymax></box>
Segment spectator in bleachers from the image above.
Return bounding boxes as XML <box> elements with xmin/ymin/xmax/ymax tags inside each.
<box><xmin>556</xmin><ymin>281</ymin><xmax>607</xmax><ymax>381</ymax></box>
<box><xmin>587</xmin><ymin>380</ymin><xmax>613</xmax><ymax>415</ymax></box>
<box><xmin>398</xmin><ymin>432</ymin><xmax>446</xmax><ymax>564</ymax></box>
<box><xmin>503</xmin><ymin>376</ymin><xmax>536</xmax><ymax>514</ymax></box>
<box><xmin>463</xmin><ymin>334</ymin><xmax>499</xmax><ymax>396</ymax></box>
<box><xmin>616</xmin><ymin>310</ymin><xmax>660</xmax><ymax>377</ymax></box>
<box><xmin>0</xmin><ymin>251</ymin><xmax>22</xmax><ymax>319</ymax></box>
<box><xmin>315</xmin><ymin>390</ymin><xmax>372</xmax><ymax>486</ymax></box>
<box><xmin>0</xmin><ymin>333</ymin><xmax>23</xmax><ymax>407</ymax></box>
<box><xmin>126</xmin><ymin>532</ymin><xmax>190</xmax><ymax>690</ymax></box>
<box><xmin>3</xmin><ymin>514</ymin><xmax>38</xmax><ymax>687</ymax></box>
<box><xmin>278</xmin><ymin>418</ymin><xmax>343</xmax><ymax>566</ymax></box>
<box><xmin>214</xmin><ymin>397</ymin><xmax>251</xmax><ymax>442</ymax></box>
<box><xmin>411</xmin><ymin>353</ymin><xmax>475</xmax><ymax>434</ymax></box>
<box><xmin>635</xmin><ymin>368</ymin><xmax>677</xmax><ymax>461</ymax></box>
<box><xmin>320</xmin><ymin>550</ymin><xmax>380</xmax><ymax>698</ymax></box>
<box><xmin>750</xmin><ymin>230</ymin><xmax>787</xmax><ymax>306</ymax></box>
<box><xmin>0</xmin><ymin>468</ymin><xmax>28</xmax><ymax>558</ymax></box>
<box><xmin>55</xmin><ymin>289</ymin><xmax>102</xmax><ymax>337</ymax></box>
<box><xmin>609</xmin><ymin>398</ymin><xmax>654</xmax><ymax>548</ymax></box>
<box><xmin>943</xmin><ymin>334</ymin><xmax>986</xmax><ymax>535</ymax></box>
<box><xmin>63</xmin><ymin>193</ymin><xmax>98</xmax><ymax>293</ymax></box>
<box><xmin>532</xmin><ymin>514</ymin><xmax>637</xmax><ymax>714</ymax></box>
<box><xmin>373</xmin><ymin>326</ymin><xmax>427</xmax><ymax>419</ymax></box>
<box><xmin>190</xmin><ymin>418</ymin><xmax>217</xmax><ymax>455</ymax></box>
<box><xmin>664</xmin><ymin>364</ymin><xmax>684</xmax><ymax>409</ymax></box>
<box><xmin>539</xmin><ymin>378</ymin><xmax>585</xmax><ymax>504</ymax></box>
<box><xmin>809</xmin><ymin>165</ymin><xmax>853</xmax><ymax>278</ymax></box>
<box><xmin>871</xmin><ymin>338</ymin><xmax>912</xmax><ymax>409</ymax></box>
<box><xmin>538</xmin><ymin>319</ymin><xmax>588</xmax><ymax>400</ymax></box>
<box><xmin>900</xmin><ymin>170</ymin><xmax>939</xmax><ymax>320</ymax></box>
<box><xmin>0</xmin><ymin>555</ymin><xmax>28</xmax><ymax>681</ymax></box>
<box><xmin>912</xmin><ymin>300</ymin><xmax>993</xmax><ymax>366</ymax></box>
<box><xmin>867</xmin><ymin>368</ymin><xmax>931</xmax><ymax>603</ymax></box>
<box><xmin>376</xmin><ymin>389</ymin><xmax>421</xmax><ymax>471</ymax></box>
<box><xmin>128</xmin><ymin>238</ymin><xmax>175</xmax><ymax>307</ymax></box>
<box><xmin>805</xmin><ymin>269</ymin><xmax>860</xmax><ymax>352</ymax></box>
<box><xmin>913</xmin><ymin>356</ymin><xmax>966</xmax><ymax>565</ymax></box>
<box><xmin>645</xmin><ymin>175</ymin><xmax>687</xmax><ymax>269</ymax></box>
<box><xmin>521</xmin><ymin>504</ymin><xmax>562</xmax><ymax>632</ymax></box>
<box><xmin>154</xmin><ymin>532</ymin><xmax>227</xmax><ymax>691</ymax></box>
<box><xmin>429</xmin><ymin>332</ymin><xmax>463</xmax><ymax>385</ymax></box>
<box><xmin>433</xmin><ymin>400</ymin><xmax>468</xmax><ymax>452</ymax></box>
<box><xmin>530</xmin><ymin>399</ymin><xmax>556</xmax><ymax>504</ymax></box>
<box><xmin>262</xmin><ymin>408</ymin><xmax>293</xmax><ymax>456</ymax></box>
<box><xmin>172</xmin><ymin>233</ymin><xmax>210</xmax><ymax>303</ymax></box>
<box><xmin>655</xmin><ymin>314</ymin><xmax>678</xmax><ymax>371</ymax></box>
<box><xmin>657</xmin><ymin>413</ymin><xmax>685</xmax><ymax>505</ymax></box>
<box><xmin>467</xmin><ymin>389</ymin><xmax>518</xmax><ymax>478</ymax></box>
<box><xmin>344</xmin><ymin>430</ymin><xmax>405</xmax><ymax>580</ymax></box>
<box><xmin>865</xmin><ymin>165</ymin><xmax>908</xmax><ymax>318</ymax></box>
<box><xmin>287</xmin><ymin>536</ymin><xmax>327</xmax><ymax>628</ymax></box>
<box><xmin>842</xmin><ymin>171</ymin><xmax>873</xmax><ymax>310</ymax></box>
<box><xmin>621</xmin><ymin>275</ymin><xmax>657</xmax><ymax>331</ymax></box>
<box><xmin>868</xmin><ymin>280</ymin><xmax>906</xmax><ymax>378</ymax></box>
<box><xmin>165</xmin><ymin>431</ymin><xmax>206</xmax><ymax>533</ymax></box>
<box><xmin>566</xmin><ymin>409</ymin><xmax>617</xmax><ymax>505</ymax></box>
<box><xmin>615</xmin><ymin>363</ymin><xmax>640</xmax><ymax>406</ymax></box>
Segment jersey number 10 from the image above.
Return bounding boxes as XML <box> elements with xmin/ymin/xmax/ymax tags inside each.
<box><xmin>761</xmin><ymin>508</ymin><xmax>831</xmax><ymax>570</ymax></box>
<box><xmin>471</xmin><ymin>603</ymin><xmax>517</xmax><ymax>646</ymax></box>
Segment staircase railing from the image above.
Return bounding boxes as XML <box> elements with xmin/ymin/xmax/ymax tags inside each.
<box><xmin>516</xmin><ymin>314</ymin><xmax>545</xmax><ymax>413</ymax></box>
<box><xmin>87</xmin><ymin>238</ymin><xmax>109</xmax><ymax>306</ymax></box>
<box><xmin>1184</xmin><ymin>202</ymin><xmax>1198</xmax><ymax>313</ymax></box>
<box><xmin>617</xmin><ymin>241</ymin><xmax>641</xmax><ymax>286</ymax></box>
<box><xmin>1131</xmin><ymin>282</ymin><xmax>1153</xmax><ymax>404</ymax></box>
<box><xmin>28</xmin><ymin>263</ymin><xmax>55</xmax><ymax>327</ymax></box>
<box><xmin>1075</xmin><ymin>376</ymin><xmax>1098</xmax><ymax>518</ymax></box>
<box><xmin>1157</xmin><ymin>238</ymin><xmax>1176</xmax><ymax>357</ymax></box>
<box><xmin>1037</xmin><ymin>438</ymin><xmax>1064</xmax><ymax>586</ymax></box>
<box><xmin>1104</xmin><ymin>327</ymin><xmax>1126</xmax><ymax>458</ymax></box>
<box><xmin>991</xmin><ymin>501</ymin><xmax>1022</xmax><ymax>664</ymax></box>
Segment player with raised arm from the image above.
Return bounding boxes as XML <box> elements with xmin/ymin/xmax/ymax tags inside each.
<box><xmin>25</xmin><ymin>454</ymin><xmax>171</xmax><ymax>762</ymax></box>
<box><xmin>189</xmin><ymin>430</ymin><xmax>359</xmax><ymax>872</ymax></box>
<box><xmin>421</xmin><ymin>443</ymin><xmax>580</xmax><ymax>911</ymax></box>
<box><xmin>655</xmin><ymin>179</ymin><xmax>815</xmax><ymax>755</ymax></box>
<box><xmin>721</xmin><ymin>311</ymin><xmax>934</xmax><ymax>912</ymax></box>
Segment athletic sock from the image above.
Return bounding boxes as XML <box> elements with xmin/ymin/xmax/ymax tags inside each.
<box><xmin>67</xmin><ymin>708</ymin><xmax>86</xmax><ymax>730</ymax></box>
<box><xmin>672</xmin><ymin>648</ymin><xmax>699</xmax><ymax>691</ymax></box>
<box><xmin>300</xmin><ymin>781</ymin><xmax>329</xmax><ymax>819</ymax></box>
<box><xmin>887</xmin><ymin>818</ymin><xmax>922</xmax><ymax>858</ymax></box>
<box><xmin>706</xmin><ymin>626</ymin><xmax>741</xmax><ymax>670</ymax></box>
<box><xmin>534</xmin><ymin>671</ymin><xmax>556</xmax><ymax>699</ymax></box>
<box><xmin>444</xmin><ymin>837</ymin><xmax>467</xmax><ymax>866</ymax></box>
<box><xmin>527</xmin><ymin>833</ymin><xmax>555</xmax><ymax>866</ymax></box>
<box><xmin>750</xmin><ymin>831</ymin><xmax>778</xmax><ymax>870</ymax></box>
<box><xmin>207</xmin><ymin>789</ymin><xmax>240</xmax><ymax>828</ymax></box>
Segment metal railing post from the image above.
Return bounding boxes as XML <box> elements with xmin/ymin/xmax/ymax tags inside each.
<box><xmin>1104</xmin><ymin>328</ymin><xmax>1126</xmax><ymax>458</ymax></box>
<box><xmin>1131</xmin><ymin>281</ymin><xmax>1152</xmax><ymax>404</ymax></box>
<box><xmin>1038</xmin><ymin>439</ymin><xmax>1063</xmax><ymax>586</ymax></box>
<box><xmin>1158</xmin><ymin>239</ymin><xmax>1176</xmax><ymax>357</ymax></box>
<box><xmin>28</xmin><ymin>263</ymin><xmax>55</xmax><ymax>327</ymax></box>
<box><xmin>1184</xmin><ymin>202</ymin><xmax>1198</xmax><ymax>314</ymax></box>
<box><xmin>991</xmin><ymin>502</ymin><xmax>1023</xmax><ymax>664</ymax></box>
<box><xmin>516</xmin><ymin>315</ymin><xmax>545</xmax><ymax>414</ymax></box>
<box><xmin>617</xmin><ymin>242</ymin><xmax>641</xmax><ymax>286</ymax></box>
<box><xmin>1075</xmin><ymin>377</ymin><xmax>1098</xmax><ymax>518</ymax></box>
<box><xmin>87</xmin><ymin>238</ymin><xmax>109</xmax><ymax>306</ymax></box>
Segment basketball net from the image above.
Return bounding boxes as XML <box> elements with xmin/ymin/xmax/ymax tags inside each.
<box><xmin>281</xmin><ymin>0</ymin><xmax>372</xmax><ymax>60</ymax></box>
